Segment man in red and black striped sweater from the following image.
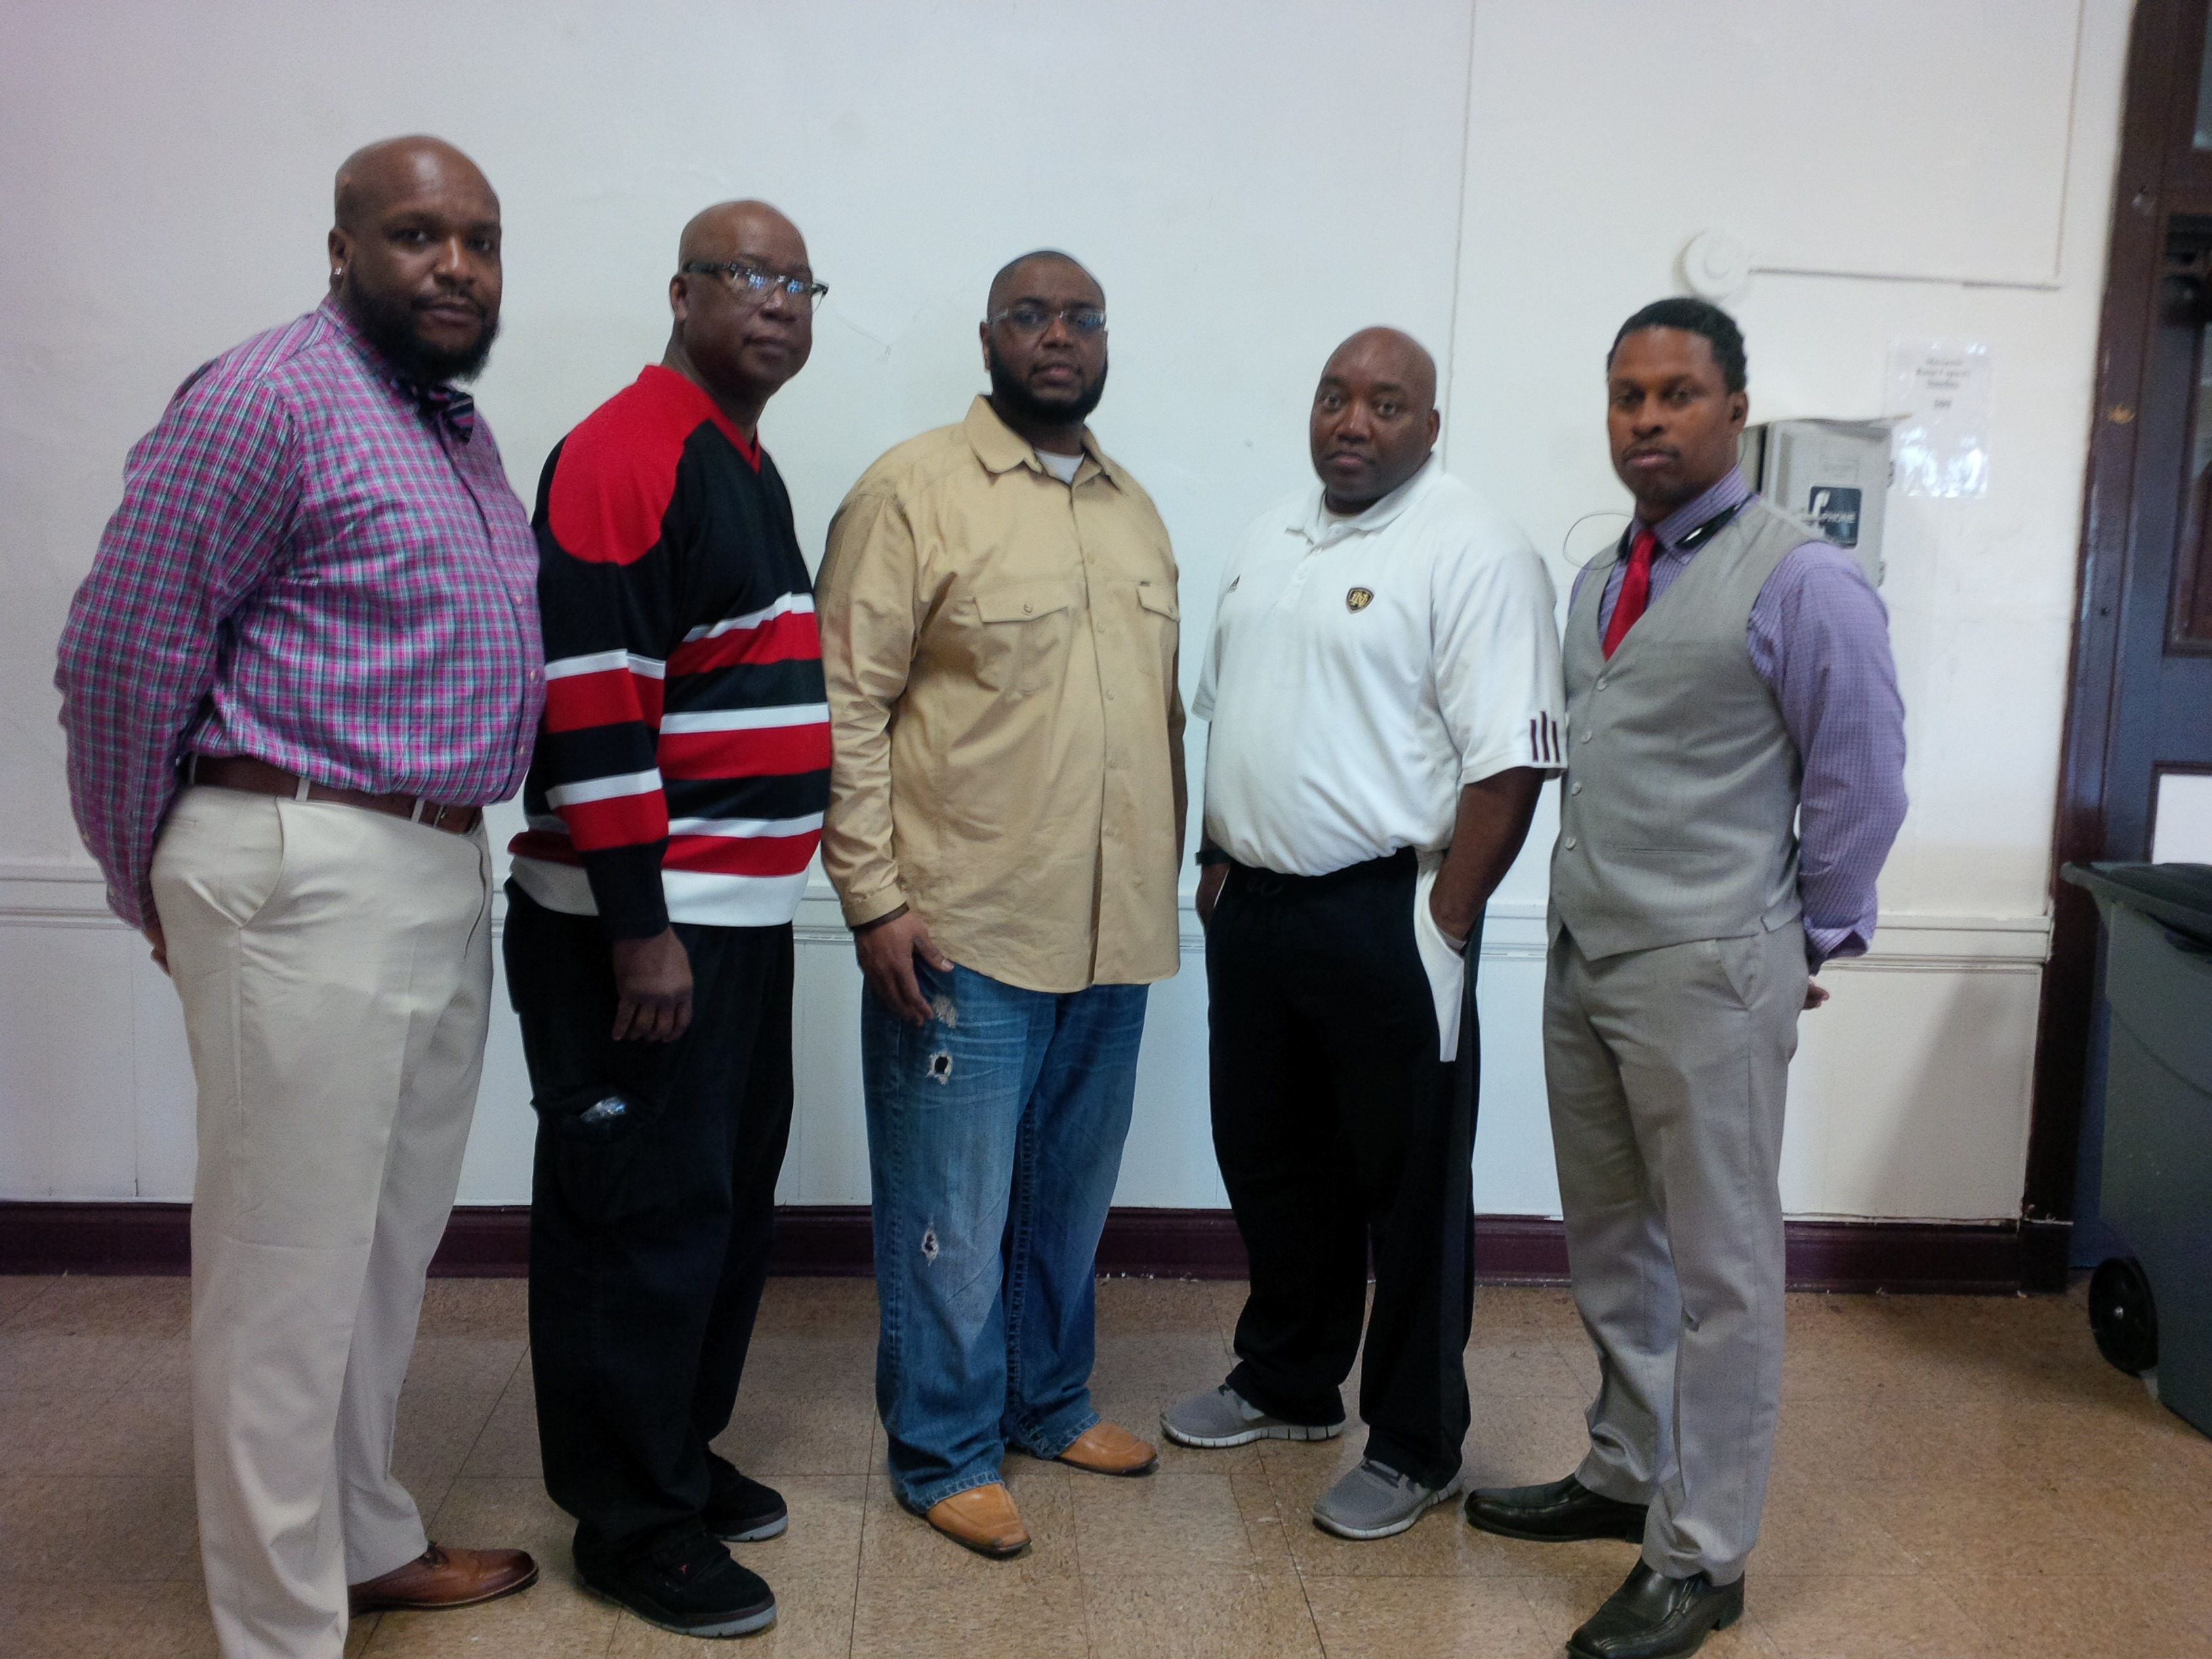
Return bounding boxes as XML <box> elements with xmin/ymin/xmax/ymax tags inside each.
<box><xmin>502</xmin><ymin>201</ymin><xmax>828</xmax><ymax>1641</ymax></box>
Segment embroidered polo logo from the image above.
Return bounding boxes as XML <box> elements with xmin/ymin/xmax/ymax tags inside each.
<box><xmin>1346</xmin><ymin>586</ymin><xmax>1374</xmax><ymax>611</ymax></box>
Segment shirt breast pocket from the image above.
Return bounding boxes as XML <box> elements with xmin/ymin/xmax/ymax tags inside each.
<box><xmin>972</xmin><ymin>579</ymin><xmax>1083</xmax><ymax>697</ymax></box>
<box><xmin>1132</xmin><ymin>579</ymin><xmax>1179</xmax><ymax>681</ymax></box>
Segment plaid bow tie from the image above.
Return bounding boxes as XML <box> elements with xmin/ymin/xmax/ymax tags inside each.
<box><xmin>398</xmin><ymin>380</ymin><xmax>476</xmax><ymax>444</ymax></box>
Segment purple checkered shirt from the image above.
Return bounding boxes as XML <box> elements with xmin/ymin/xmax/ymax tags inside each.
<box><xmin>1574</xmin><ymin>467</ymin><xmax>1908</xmax><ymax>966</ymax></box>
<box><xmin>56</xmin><ymin>298</ymin><xmax>544</xmax><ymax>929</ymax></box>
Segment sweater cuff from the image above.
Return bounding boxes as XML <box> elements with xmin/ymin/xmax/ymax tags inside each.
<box><xmin>583</xmin><ymin>843</ymin><xmax>671</xmax><ymax>939</ymax></box>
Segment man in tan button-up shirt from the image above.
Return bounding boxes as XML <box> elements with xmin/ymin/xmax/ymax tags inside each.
<box><xmin>817</xmin><ymin>250</ymin><xmax>1183</xmax><ymax>1559</ymax></box>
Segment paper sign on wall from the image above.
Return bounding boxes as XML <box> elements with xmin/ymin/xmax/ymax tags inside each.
<box><xmin>1888</xmin><ymin>340</ymin><xmax>1991</xmax><ymax>497</ymax></box>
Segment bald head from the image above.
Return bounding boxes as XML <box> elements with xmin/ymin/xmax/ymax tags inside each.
<box><xmin>1310</xmin><ymin>327</ymin><xmax>1441</xmax><ymax>510</ymax></box>
<box><xmin>677</xmin><ymin>199</ymin><xmax>806</xmax><ymax>270</ymax></box>
<box><xmin>987</xmin><ymin>249</ymin><xmax>1099</xmax><ymax>319</ymax></box>
<box><xmin>327</xmin><ymin>135</ymin><xmax>501</xmax><ymax>386</ymax></box>
<box><xmin>333</xmin><ymin>136</ymin><xmax>495</xmax><ymax>233</ymax></box>
<box><xmin>1322</xmin><ymin>327</ymin><xmax>1437</xmax><ymax>413</ymax></box>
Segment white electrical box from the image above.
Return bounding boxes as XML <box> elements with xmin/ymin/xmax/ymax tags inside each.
<box><xmin>1737</xmin><ymin>419</ymin><xmax>1891</xmax><ymax>586</ymax></box>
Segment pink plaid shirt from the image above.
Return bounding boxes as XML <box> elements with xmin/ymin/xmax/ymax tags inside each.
<box><xmin>56</xmin><ymin>299</ymin><xmax>544</xmax><ymax>928</ymax></box>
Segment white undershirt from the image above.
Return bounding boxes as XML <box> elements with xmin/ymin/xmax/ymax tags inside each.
<box><xmin>1037</xmin><ymin>449</ymin><xmax>1082</xmax><ymax>484</ymax></box>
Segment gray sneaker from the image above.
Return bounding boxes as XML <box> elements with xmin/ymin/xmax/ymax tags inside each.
<box><xmin>1311</xmin><ymin>1458</ymin><xmax>1467</xmax><ymax>1540</ymax></box>
<box><xmin>1160</xmin><ymin>1384</ymin><xmax>1344</xmax><ymax>1449</ymax></box>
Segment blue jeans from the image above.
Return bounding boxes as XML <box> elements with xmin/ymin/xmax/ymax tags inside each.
<box><xmin>863</xmin><ymin>960</ymin><xmax>1147</xmax><ymax>1511</ymax></box>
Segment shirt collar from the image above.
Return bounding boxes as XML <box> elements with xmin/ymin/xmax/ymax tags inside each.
<box><xmin>1295</xmin><ymin>453</ymin><xmax>1438</xmax><ymax>548</ymax></box>
<box><xmin>317</xmin><ymin>295</ymin><xmax>411</xmax><ymax>389</ymax></box>
<box><xmin>317</xmin><ymin>293</ymin><xmax>376</xmax><ymax>360</ymax></box>
<box><xmin>316</xmin><ymin>297</ymin><xmax>478</xmax><ymax>442</ymax></box>
<box><xmin>961</xmin><ymin>394</ymin><xmax>1122</xmax><ymax>488</ymax></box>
<box><xmin>638</xmin><ymin>363</ymin><xmax>762</xmax><ymax>468</ymax></box>
<box><xmin>1643</xmin><ymin>466</ymin><xmax>1753</xmax><ymax>552</ymax></box>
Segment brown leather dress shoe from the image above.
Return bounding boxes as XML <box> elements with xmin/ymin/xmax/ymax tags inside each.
<box><xmin>921</xmin><ymin>1482</ymin><xmax>1031</xmax><ymax>1559</ymax></box>
<box><xmin>1056</xmin><ymin>1420</ymin><xmax>1159</xmax><ymax>1477</ymax></box>
<box><xmin>348</xmin><ymin>1543</ymin><xmax>539</xmax><ymax>1616</ymax></box>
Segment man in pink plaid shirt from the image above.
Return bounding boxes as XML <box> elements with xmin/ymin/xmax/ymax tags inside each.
<box><xmin>56</xmin><ymin>136</ymin><xmax>544</xmax><ymax>1659</ymax></box>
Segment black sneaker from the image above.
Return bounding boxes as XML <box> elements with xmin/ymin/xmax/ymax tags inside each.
<box><xmin>580</xmin><ymin>1531</ymin><xmax>777</xmax><ymax>1638</ymax></box>
<box><xmin>705</xmin><ymin>1467</ymin><xmax>789</xmax><ymax>1542</ymax></box>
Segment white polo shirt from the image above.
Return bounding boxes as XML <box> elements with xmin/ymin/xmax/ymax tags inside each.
<box><xmin>1195</xmin><ymin>455</ymin><xmax>1565</xmax><ymax>878</ymax></box>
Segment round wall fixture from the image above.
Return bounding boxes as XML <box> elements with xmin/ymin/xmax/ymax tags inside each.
<box><xmin>1681</xmin><ymin>230</ymin><xmax>1751</xmax><ymax>301</ymax></box>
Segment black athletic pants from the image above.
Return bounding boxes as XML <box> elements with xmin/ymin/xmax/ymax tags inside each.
<box><xmin>503</xmin><ymin>884</ymin><xmax>794</xmax><ymax>1569</ymax></box>
<box><xmin>1208</xmin><ymin>850</ymin><xmax>1479</xmax><ymax>1490</ymax></box>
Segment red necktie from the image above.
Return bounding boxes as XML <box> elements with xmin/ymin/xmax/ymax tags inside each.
<box><xmin>1601</xmin><ymin>529</ymin><xmax>1656</xmax><ymax>659</ymax></box>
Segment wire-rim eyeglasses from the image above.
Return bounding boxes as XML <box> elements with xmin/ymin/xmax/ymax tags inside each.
<box><xmin>988</xmin><ymin>304</ymin><xmax>1107</xmax><ymax>337</ymax></box>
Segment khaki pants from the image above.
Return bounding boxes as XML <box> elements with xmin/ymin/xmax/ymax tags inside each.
<box><xmin>152</xmin><ymin>785</ymin><xmax>493</xmax><ymax>1659</ymax></box>
<box><xmin>1543</xmin><ymin>923</ymin><xmax>1805</xmax><ymax>1585</ymax></box>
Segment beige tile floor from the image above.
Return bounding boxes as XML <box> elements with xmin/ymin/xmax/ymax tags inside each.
<box><xmin>2</xmin><ymin>1271</ymin><xmax>2209</xmax><ymax>1658</ymax></box>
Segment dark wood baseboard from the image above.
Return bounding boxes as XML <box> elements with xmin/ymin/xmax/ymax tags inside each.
<box><xmin>2018</xmin><ymin>1216</ymin><xmax>2074</xmax><ymax>1295</ymax></box>
<box><xmin>0</xmin><ymin>1201</ymin><xmax>2048</xmax><ymax>1293</ymax></box>
<box><xmin>0</xmin><ymin>1202</ymin><xmax>199</xmax><ymax>1277</ymax></box>
<box><xmin>1779</xmin><ymin>1219</ymin><xmax>2036</xmax><ymax>1295</ymax></box>
<box><xmin>766</xmin><ymin>1205</ymin><xmax>875</xmax><ymax>1276</ymax></box>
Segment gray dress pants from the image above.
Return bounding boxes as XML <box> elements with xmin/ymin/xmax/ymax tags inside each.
<box><xmin>1542</xmin><ymin>922</ymin><xmax>1806</xmax><ymax>1585</ymax></box>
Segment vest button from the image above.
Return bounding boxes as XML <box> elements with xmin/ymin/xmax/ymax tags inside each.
<box><xmin>1571</xmin><ymin>781</ymin><xmax>1582</xmax><ymax>795</ymax></box>
<box><xmin>1595</xmin><ymin>678</ymin><xmax>1608</xmax><ymax>691</ymax></box>
<box><xmin>1580</xmin><ymin>730</ymin><xmax>1592</xmax><ymax>744</ymax></box>
<box><xmin>1564</xmin><ymin>836</ymin><xmax>1578</xmax><ymax>850</ymax></box>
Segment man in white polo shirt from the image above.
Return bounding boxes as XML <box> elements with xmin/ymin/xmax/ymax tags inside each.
<box><xmin>1163</xmin><ymin>328</ymin><xmax>1565</xmax><ymax>1540</ymax></box>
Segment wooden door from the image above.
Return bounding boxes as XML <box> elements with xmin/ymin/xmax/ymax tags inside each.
<box><xmin>2032</xmin><ymin>0</ymin><xmax>2212</xmax><ymax>1286</ymax></box>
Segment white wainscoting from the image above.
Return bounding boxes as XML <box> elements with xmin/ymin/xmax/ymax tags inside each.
<box><xmin>0</xmin><ymin>861</ymin><xmax>2050</xmax><ymax>1223</ymax></box>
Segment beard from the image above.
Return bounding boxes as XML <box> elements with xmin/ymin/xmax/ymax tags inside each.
<box><xmin>342</xmin><ymin>274</ymin><xmax>499</xmax><ymax>386</ymax></box>
<box><xmin>987</xmin><ymin>353</ymin><xmax>1107</xmax><ymax>429</ymax></box>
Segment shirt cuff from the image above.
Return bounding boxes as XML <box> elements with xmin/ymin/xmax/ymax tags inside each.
<box><xmin>1803</xmin><ymin>921</ymin><xmax>1868</xmax><ymax>970</ymax></box>
<box><xmin>838</xmin><ymin>880</ymin><xmax>911</xmax><ymax>930</ymax></box>
<box><xmin>116</xmin><ymin>880</ymin><xmax>155</xmax><ymax>934</ymax></box>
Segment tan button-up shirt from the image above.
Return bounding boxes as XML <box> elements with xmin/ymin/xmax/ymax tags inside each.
<box><xmin>818</xmin><ymin>396</ymin><xmax>1186</xmax><ymax>993</ymax></box>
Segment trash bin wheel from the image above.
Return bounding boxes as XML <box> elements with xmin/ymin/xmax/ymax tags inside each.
<box><xmin>2089</xmin><ymin>1256</ymin><xmax>2158</xmax><ymax>1377</ymax></box>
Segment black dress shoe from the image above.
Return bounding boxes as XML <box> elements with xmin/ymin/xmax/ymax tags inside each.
<box><xmin>1567</xmin><ymin>1561</ymin><xmax>1743</xmax><ymax>1659</ymax></box>
<box><xmin>1463</xmin><ymin>1473</ymin><xmax>1648</xmax><ymax>1543</ymax></box>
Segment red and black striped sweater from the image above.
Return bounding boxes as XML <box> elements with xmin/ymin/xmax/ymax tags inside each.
<box><xmin>508</xmin><ymin>365</ymin><xmax>830</xmax><ymax>937</ymax></box>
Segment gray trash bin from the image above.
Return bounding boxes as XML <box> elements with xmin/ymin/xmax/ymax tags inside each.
<box><xmin>2060</xmin><ymin>861</ymin><xmax>2212</xmax><ymax>1437</ymax></box>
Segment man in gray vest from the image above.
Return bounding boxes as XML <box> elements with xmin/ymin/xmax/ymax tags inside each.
<box><xmin>1464</xmin><ymin>299</ymin><xmax>1907</xmax><ymax>1659</ymax></box>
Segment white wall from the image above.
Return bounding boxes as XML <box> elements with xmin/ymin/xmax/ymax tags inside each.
<box><xmin>0</xmin><ymin>1</ymin><xmax>2125</xmax><ymax>1221</ymax></box>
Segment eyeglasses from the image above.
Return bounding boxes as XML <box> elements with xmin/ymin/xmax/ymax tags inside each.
<box><xmin>680</xmin><ymin>261</ymin><xmax>829</xmax><ymax>313</ymax></box>
<box><xmin>989</xmin><ymin>304</ymin><xmax>1107</xmax><ymax>337</ymax></box>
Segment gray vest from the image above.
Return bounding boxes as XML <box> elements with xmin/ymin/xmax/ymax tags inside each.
<box><xmin>1550</xmin><ymin>499</ymin><xmax>1810</xmax><ymax>960</ymax></box>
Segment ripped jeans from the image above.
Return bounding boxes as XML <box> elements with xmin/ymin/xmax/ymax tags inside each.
<box><xmin>861</xmin><ymin>960</ymin><xmax>1148</xmax><ymax>1511</ymax></box>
